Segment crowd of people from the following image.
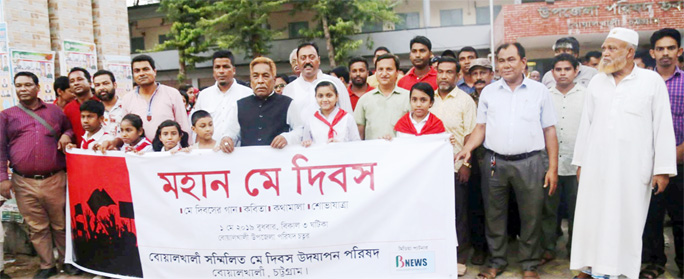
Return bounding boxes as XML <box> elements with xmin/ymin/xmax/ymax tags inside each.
<box><xmin>0</xmin><ymin>26</ymin><xmax>681</xmax><ymax>279</ymax></box>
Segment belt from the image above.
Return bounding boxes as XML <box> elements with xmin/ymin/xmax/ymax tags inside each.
<box><xmin>487</xmin><ymin>149</ymin><xmax>541</xmax><ymax>161</ymax></box>
<box><xmin>12</xmin><ymin>169</ymin><xmax>63</xmax><ymax>180</ymax></box>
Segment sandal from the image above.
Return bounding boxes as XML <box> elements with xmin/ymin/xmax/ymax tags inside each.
<box><xmin>539</xmin><ymin>251</ymin><xmax>555</xmax><ymax>266</ymax></box>
<box><xmin>573</xmin><ymin>272</ymin><xmax>592</xmax><ymax>279</ymax></box>
<box><xmin>477</xmin><ymin>267</ymin><xmax>504</xmax><ymax>279</ymax></box>
<box><xmin>523</xmin><ymin>270</ymin><xmax>540</xmax><ymax>279</ymax></box>
<box><xmin>639</xmin><ymin>264</ymin><xmax>665</xmax><ymax>279</ymax></box>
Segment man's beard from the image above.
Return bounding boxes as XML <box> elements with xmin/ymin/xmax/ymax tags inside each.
<box><xmin>438</xmin><ymin>84</ymin><xmax>454</xmax><ymax>93</ymax></box>
<box><xmin>598</xmin><ymin>52</ymin><xmax>628</xmax><ymax>74</ymax></box>
<box><xmin>351</xmin><ymin>77</ymin><xmax>366</xmax><ymax>87</ymax></box>
<box><xmin>98</xmin><ymin>89</ymin><xmax>115</xmax><ymax>102</ymax></box>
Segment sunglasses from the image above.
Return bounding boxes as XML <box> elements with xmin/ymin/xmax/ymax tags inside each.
<box><xmin>274</xmin><ymin>84</ymin><xmax>286</xmax><ymax>89</ymax></box>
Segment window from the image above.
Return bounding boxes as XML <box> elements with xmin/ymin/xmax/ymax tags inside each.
<box><xmin>395</xmin><ymin>12</ymin><xmax>420</xmax><ymax>30</ymax></box>
<box><xmin>362</xmin><ymin>21</ymin><xmax>384</xmax><ymax>33</ymax></box>
<box><xmin>440</xmin><ymin>9</ymin><xmax>463</xmax><ymax>27</ymax></box>
<box><xmin>130</xmin><ymin>37</ymin><xmax>145</xmax><ymax>53</ymax></box>
<box><xmin>476</xmin><ymin>5</ymin><xmax>502</xmax><ymax>25</ymax></box>
<box><xmin>158</xmin><ymin>34</ymin><xmax>171</xmax><ymax>45</ymax></box>
<box><xmin>289</xmin><ymin>21</ymin><xmax>309</xmax><ymax>39</ymax></box>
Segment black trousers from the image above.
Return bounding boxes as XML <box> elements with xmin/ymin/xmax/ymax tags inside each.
<box><xmin>642</xmin><ymin>164</ymin><xmax>683</xmax><ymax>272</ymax></box>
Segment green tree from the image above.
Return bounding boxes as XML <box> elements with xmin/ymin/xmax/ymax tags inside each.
<box><xmin>199</xmin><ymin>0</ymin><xmax>286</xmax><ymax>59</ymax></box>
<box><xmin>294</xmin><ymin>0</ymin><xmax>398</xmax><ymax>67</ymax></box>
<box><xmin>154</xmin><ymin>0</ymin><xmax>214</xmax><ymax>82</ymax></box>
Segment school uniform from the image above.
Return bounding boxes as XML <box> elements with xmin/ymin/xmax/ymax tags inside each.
<box><xmin>302</xmin><ymin>107</ymin><xmax>359</xmax><ymax>144</ymax></box>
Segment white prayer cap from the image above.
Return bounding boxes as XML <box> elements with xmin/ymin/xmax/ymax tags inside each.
<box><xmin>606</xmin><ymin>27</ymin><xmax>639</xmax><ymax>46</ymax></box>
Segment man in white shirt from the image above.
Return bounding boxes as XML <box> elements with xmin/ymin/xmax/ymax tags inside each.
<box><xmin>456</xmin><ymin>42</ymin><xmax>559</xmax><ymax>279</ymax></box>
<box><xmin>93</xmin><ymin>70</ymin><xmax>124</xmax><ymax>138</ymax></box>
<box><xmin>283</xmin><ymin>42</ymin><xmax>353</xmax><ymax>120</ymax></box>
<box><xmin>541</xmin><ymin>37</ymin><xmax>598</xmax><ymax>88</ymax></box>
<box><xmin>570</xmin><ymin>27</ymin><xmax>677</xmax><ymax>279</ymax></box>
<box><xmin>539</xmin><ymin>53</ymin><xmax>585</xmax><ymax>266</ymax></box>
<box><xmin>193</xmin><ymin>50</ymin><xmax>253</xmax><ymax>141</ymax></box>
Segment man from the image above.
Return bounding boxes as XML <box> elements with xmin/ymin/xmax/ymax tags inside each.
<box><xmin>528</xmin><ymin>70</ymin><xmax>541</xmax><ymax>82</ymax></box>
<box><xmin>465</xmin><ymin>57</ymin><xmax>495</xmax><ymax>265</ymax></box>
<box><xmin>570</xmin><ymin>28</ymin><xmax>676</xmax><ymax>279</ymax></box>
<box><xmin>366</xmin><ymin>46</ymin><xmax>390</xmax><ymax>88</ymax></box>
<box><xmin>442</xmin><ymin>49</ymin><xmax>457</xmax><ymax>59</ymax></box>
<box><xmin>430</xmin><ymin>56</ymin><xmax>477</xmax><ymax>275</ymax></box>
<box><xmin>63</xmin><ymin>67</ymin><xmax>99</xmax><ymax>144</ymax></box>
<box><xmin>355</xmin><ymin>53</ymin><xmax>410</xmax><ymax>140</ymax></box>
<box><xmin>193</xmin><ymin>50</ymin><xmax>252</xmax><ymax>141</ymax></box>
<box><xmin>456</xmin><ymin>42</ymin><xmax>559</xmax><ymax>279</ymax></box>
<box><xmin>121</xmin><ymin>55</ymin><xmax>190</xmax><ymax>137</ymax></box>
<box><xmin>584</xmin><ymin>51</ymin><xmax>601</xmax><ymax>69</ymax></box>
<box><xmin>52</xmin><ymin>76</ymin><xmax>74</xmax><ymax>109</ymax></box>
<box><xmin>635</xmin><ymin>49</ymin><xmax>656</xmax><ymax>70</ymax></box>
<box><xmin>347</xmin><ymin>57</ymin><xmax>375</xmax><ymax>111</ymax></box>
<box><xmin>283</xmin><ymin>42</ymin><xmax>353</xmax><ymax>119</ymax></box>
<box><xmin>219</xmin><ymin>57</ymin><xmax>302</xmax><ymax>151</ymax></box>
<box><xmin>0</xmin><ymin>72</ymin><xmax>77</xmax><ymax>279</ymax></box>
<box><xmin>289</xmin><ymin>48</ymin><xmax>300</xmax><ymax>77</ymax></box>
<box><xmin>640</xmin><ymin>28</ymin><xmax>683</xmax><ymax>279</ymax></box>
<box><xmin>469</xmin><ymin>58</ymin><xmax>495</xmax><ymax>105</ymax></box>
<box><xmin>330</xmin><ymin>66</ymin><xmax>349</xmax><ymax>86</ymax></box>
<box><xmin>456</xmin><ymin>46</ymin><xmax>478</xmax><ymax>94</ymax></box>
<box><xmin>539</xmin><ymin>53</ymin><xmax>585</xmax><ymax>266</ymax></box>
<box><xmin>92</xmin><ymin>70</ymin><xmax>124</xmax><ymax>137</ymax></box>
<box><xmin>398</xmin><ymin>36</ymin><xmax>437</xmax><ymax>90</ymax></box>
<box><xmin>541</xmin><ymin>37</ymin><xmax>598</xmax><ymax>88</ymax></box>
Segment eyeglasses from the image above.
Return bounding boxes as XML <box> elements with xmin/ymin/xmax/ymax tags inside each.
<box><xmin>274</xmin><ymin>84</ymin><xmax>285</xmax><ymax>89</ymax></box>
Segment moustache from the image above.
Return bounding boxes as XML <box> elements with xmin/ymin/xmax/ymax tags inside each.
<box><xmin>474</xmin><ymin>79</ymin><xmax>486</xmax><ymax>85</ymax></box>
<box><xmin>304</xmin><ymin>63</ymin><xmax>314</xmax><ymax>69</ymax></box>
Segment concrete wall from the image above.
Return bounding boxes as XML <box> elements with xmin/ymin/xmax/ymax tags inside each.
<box><xmin>3</xmin><ymin>0</ymin><xmax>52</xmax><ymax>51</ymax></box>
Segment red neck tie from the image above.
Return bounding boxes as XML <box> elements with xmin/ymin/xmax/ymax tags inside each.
<box><xmin>313</xmin><ymin>109</ymin><xmax>347</xmax><ymax>140</ymax></box>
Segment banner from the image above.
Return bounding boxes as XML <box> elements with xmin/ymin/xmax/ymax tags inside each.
<box><xmin>60</xmin><ymin>39</ymin><xmax>97</xmax><ymax>76</ymax></box>
<box><xmin>0</xmin><ymin>22</ymin><xmax>11</xmax><ymax>110</ymax></box>
<box><xmin>65</xmin><ymin>136</ymin><xmax>457</xmax><ymax>278</ymax></box>
<box><xmin>103</xmin><ymin>55</ymin><xmax>133</xmax><ymax>97</ymax></box>
<box><xmin>9</xmin><ymin>49</ymin><xmax>55</xmax><ymax>103</ymax></box>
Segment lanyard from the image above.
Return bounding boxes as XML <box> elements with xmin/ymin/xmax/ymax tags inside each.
<box><xmin>137</xmin><ymin>83</ymin><xmax>160</xmax><ymax>121</ymax></box>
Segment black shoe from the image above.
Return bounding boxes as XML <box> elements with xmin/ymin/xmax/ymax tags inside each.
<box><xmin>33</xmin><ymin>267</ymin><xmax>57</xmax><ymax>279</ymax></box>
<box><xmin>62</xmin><ymin>264</ymin><xmax>82</xmax><ymax>275</ymax></box>
<box><xmin>0</xmin><ymin>270</ymin><xmax>11</xmax><ymax>279</ymax></box>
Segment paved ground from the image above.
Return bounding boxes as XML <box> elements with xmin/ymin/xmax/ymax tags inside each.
<box><xmin>2</xmin><ymin>221</ymin><xmax>680</xmax><ymax>278</ymax></box>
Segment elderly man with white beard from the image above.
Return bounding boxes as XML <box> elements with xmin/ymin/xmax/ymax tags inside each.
<box><xmin>570</xmin><ymin>27</ymin><xmax>677</xmax><ymax>279</ymax></box>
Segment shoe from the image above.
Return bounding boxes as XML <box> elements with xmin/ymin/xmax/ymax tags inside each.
<box><xmin>0</xmin><ymin>270</ymin><xmax>11</xmax><ymax>279</ymax></box>
<box><xmin>458</xmin><ymin>263</ymin><xmax>467</xmax><ymax>276</ymax></box>
<box><xmin>471</xmin><ymin>249</ymin><xmax>487</xmax><ymax>266</ymax></box>
<box><xmin>62</xmin><ymin>264</ymin><xmax>82</xmax><ymax>275</ymax></box>
<box><xmin>33</xmin><ymin>267</ymin><xmax>57</xmax><ymax>279</ymax></box>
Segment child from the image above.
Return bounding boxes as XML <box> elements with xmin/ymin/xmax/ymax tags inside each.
<box><xmin>393</xmin><ymin>82</ymin><xmax>446</xmax><ymax>137</ymax></box>
<box><xmin>190</xmin><ymin>110</ymin><xmax>218</xmax><ymax>150</ymax></box>
<box><xmin>67</xmin><ymin>100</ymin><xmax>114</xmax><ymax>150</ymax></box>
<box><xmin>120</xmin><ymin>114</ymin><xmax>153</xmax><ymax>152</ymax></box>
<box><xmin>301</xmin><ymin>81</ymin><xmax>360</xmax><ymax>147</ymax></box>
<box><xmin>152</xmin><ymin>120</ymin><xmax>189</xmax><ymax>152</ymax></box>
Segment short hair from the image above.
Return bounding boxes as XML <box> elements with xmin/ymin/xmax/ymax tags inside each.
<box><xmin>289</xmin><ymin>49</ymin><xmax>298</xmax><ymax>64</ymax></box>
<box><xmin>121</xmin><ymin>113</ymin><xmax>145</xmax><ymax>138</ymax></box>
<box><xmin>93</xmin><ymin>69</ymin><xmax>116</xmax><ymax>83</ymax></box>
<box><xmin>410</xmin><ymin>82</ymin><xmax>435</xmax><ymax>102</ymax></box>
<box><xmin>374</xmin><ymin>46</ymin><xmax>390</xmax><ymax>55</ymax></box>
<box><xmin>212</xmin><ymin>50</ymin><xmax>235</xmax><ymax>65</ymax></box>
<box><xmin>436</xmin><ymin>56</ymin><xmax>461</xmax><ymax>73</ymax></box>
<box><xmin>635</xmin><ymin>49</ymin><xmax>655</xmax><ymax>68</ymax></box>
<box><xmin>496</xmin><ymin>42</ymin><xmax>526</xmax><ymax>59</ymax></box>
<box><xmin>296</xmin><ymin>42</ymin><xmax>319</xmax><ymax>58</ymax></box>
<box><xmin>80</xmin><ymin>99</ymin><xmax>104</xmax><ymax>117</ymax></box>
<box><xmin>276</xmin><ymin>74</ymin><xmax>291</xmax><ymax>84</ymax></box>
<box><xmin>152</xmin><ymin>120</ymin><xmax>189</xmax><ymax>151</ymax></box>
<box><xmin>410</xmin><ymin>36</ymin><xmax>432</xmax><ymax>51</ymax></box>
<box><xmin>315</xmin><ymin>80</ymin><xmax>338</xmax><ymax>96</ymax></box>
<box><xmin>441</xmin><ymin>49</ymin><xmax>457</xmax><ymax>58</ymax></box>
<box><xmin>553</xmin><ymin>37</ymin><xmax>580</xmax><ymax>55</ymax></box>
<box><xmin>585</xmin><ymin>51</ymin><xmax>602</xmax><ymax>60</ymax></box>
<box><xmin>178</xmin><ymin>84</ymin><xmax>193</xmax><ymax>93</ymax></box>
<box><xmin>330</xmin><ymin>66</ymin><xmax>349</xmax><ymax>84</ymax></box>
<box><xmin>53</xmin><ymin>76</ymin><xmax>69</xmax><ymax>98</ymax></box>
<box><xmin>14</xmin><ymin>71</ymin><xmax>39</xmax><ymax>85</ymax></box>
<box><xmin>348</xmin><ymin>57</ymin><xmax>369</xmax><ymax>70</ymax></box>
<box><xmin>374</xmin><ymin>53</ymin><xmax>400</xmax><ymax>69</ymax></box>
<box><xmin>458</xmin><ymin>46</ymin><xmax>478</xmax><ymax>59</ymax></box>
<box><xmin>250</xmin><ymin>57</ymin><xmax>277</xmax><ymax>76</ymax></box>
<box><xmin>552</xmin><ymin>53</ymin><xmax>579</xmax><ymax>69</ymax></box>
<box><xmin>68</xmin><ymin>67</ymin><xmax>91</xmax><ymax>83</ymax></box>
<box><xmin>650</xmin><ymin>28</ymin><xmax>681</xmax><ymax>49</ymax></box>
<box><xmin>131</xmin><ymin>54</ymin><xmax>156</xmax><ymax>70</ymax></box>
<box><xmin>191</xmin><ymin>109</ymin><xmax>212</xmax><ymax>126</ymax></box>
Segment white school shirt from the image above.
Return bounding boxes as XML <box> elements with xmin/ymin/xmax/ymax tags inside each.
<box><xmin>80</xmin><ymin>128</ymin><xmax>114</xmax><ymax>150</ymax></box>
<box><xmin>395</xmin><ymin>112</ymin><xmax>430</xmax><ymax>138</ymax></box>
<box><xmin>302</xmin><ymin>107</ymin><xmax>360</xmax><ymax>144</ymax></box>
<box><xmin>282</xmin><ymin>70</ymin><xmax>354</xmax><ymax>121</ymax></box>
<box><xmin>192</xmin><ymin>81</ymin><xmax>252</xmax><ymax>141</ymax></box>
<box><xmin>161</xmin><ymin>143</ymin><xmax>182</xmax><ymax>153</ymax></box>
<box><xmin>476</xmin><ymin>76</ymin><xmax>557</xmax><ymax>155</ymax></box>
<box><xmin>121</xmin><ymin>137</ymin><xmax>153</xmax><ymax>152</ymax></box>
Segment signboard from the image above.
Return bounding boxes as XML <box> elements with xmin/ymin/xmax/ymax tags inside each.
<box><xmin>10</xmin><ymin>49</ymin><xmax>55</xmax><ymax>103</ymax></box>
<box><xmin>60</xmin><ymin>39</ymin><xmax>97</xmax><ymax>76</ymax></box>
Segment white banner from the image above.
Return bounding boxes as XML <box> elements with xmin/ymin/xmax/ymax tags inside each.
<box><xmin>66</xmin><ymin>135</ymin><xmax>457</xmax><ymax>278</ymax></box>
